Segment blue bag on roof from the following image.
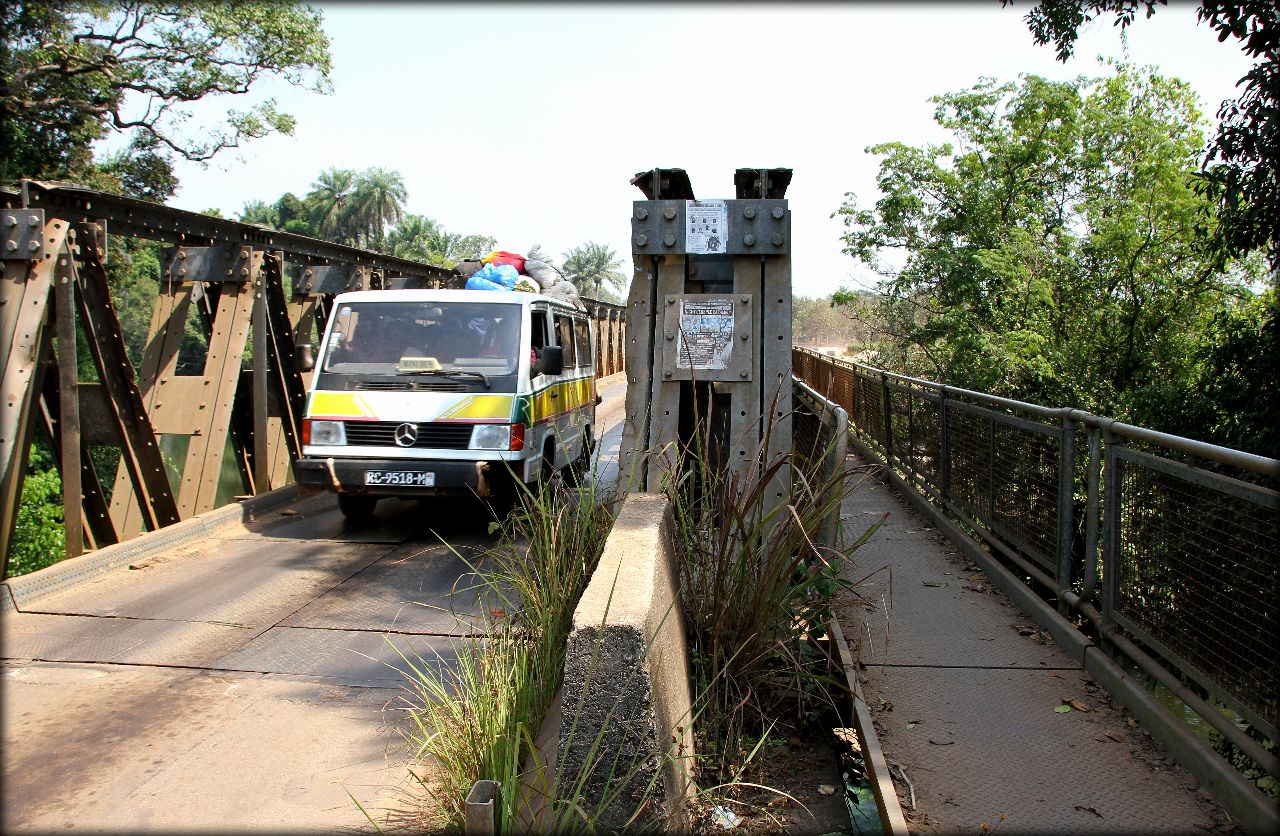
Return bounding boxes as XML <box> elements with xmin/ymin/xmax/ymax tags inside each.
<box><xmin>470</xmin><ymin>262</ymin><xmax>518</xmax><ymax>290</ymax></box>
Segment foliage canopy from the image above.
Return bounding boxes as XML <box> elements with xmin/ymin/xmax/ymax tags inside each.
<box><xmin>1009</xmin><ymin>0</ymin><xmax>1280</xmax><ymax>267</ymax></box>
<box><xmin>833</xmin><ymin>64</ymin><xmax>1270</xmax><ymax>448</ymax></box>
<box><xmin>1</xmin><ymin>0</ymin><xmax>332</xmax><ymax>187</ymax></box>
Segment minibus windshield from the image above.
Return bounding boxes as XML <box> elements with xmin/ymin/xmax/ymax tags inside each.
<box><xmin>321</xmin><ymin>301</ymin><xmax>522</xmax><ymax>377</ymax></box>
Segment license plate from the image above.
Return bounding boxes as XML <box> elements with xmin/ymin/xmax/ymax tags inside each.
<box><xmin>363</xmin><ymin>470</ymin><xmax>435</xmax><ymax>487</ymax></box>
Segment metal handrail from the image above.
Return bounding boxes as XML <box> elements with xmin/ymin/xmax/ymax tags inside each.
<box><xmin>793</xmin><ymin>346</ymin><xmax>1280</xmax><ymax>767</ymax></box>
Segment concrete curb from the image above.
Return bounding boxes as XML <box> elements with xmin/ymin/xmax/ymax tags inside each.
<box><xmin>846</xmin><ymin>433</ymin><xmax>1280</xmax><ymax>835</ymax></box>
<box><xmin>557</xmin><ymin>492</ymin><xmax>695</xmax><ymax>830</ymax></box>
<box><xmin>1</xmin><ymin>485</ymin><xmax>302</xmax><ymax>613</ymax></box>
<box><xmin>828</xmin><ymin>617</ymin><xmax>910</xmax><ymax>835</ymax></box>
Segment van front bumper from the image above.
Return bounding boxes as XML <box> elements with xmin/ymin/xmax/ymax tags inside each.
<box><xmin>293</xmin><ymin>457</ymin><xmax>513</xmax><ymax>497</ymax></box>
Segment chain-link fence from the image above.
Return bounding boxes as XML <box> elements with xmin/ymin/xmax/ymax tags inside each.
<box><xmin>793</xmin><ymin>347</ymin><xmax>1280</xmax><ymax>773</ymax></box>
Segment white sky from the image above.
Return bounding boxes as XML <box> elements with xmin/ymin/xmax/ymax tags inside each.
<box><xmin>154</xmin><ymin>1</ymin><xmax>1254</xmax><ymax>299</ymax></box>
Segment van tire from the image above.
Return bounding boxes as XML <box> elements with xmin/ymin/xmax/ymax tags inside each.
<box><xmin>338</xmin><ymin>494</ymin><xmax>378</xmax><ymax>521</ymax></box>
<box><xmin>568</xmin><ymin>427</ymin><xmax>594</xmax><ymax>487</ymax></box>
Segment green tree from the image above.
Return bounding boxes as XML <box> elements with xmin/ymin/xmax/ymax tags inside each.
<box><xmin>561</xmin><ymin>242</ymin><xmax>625</xmax><ymax>301</ymax></box>
<box><xmin>350</xmin><ymin>167</ymin><xmax>406</xmax><ymax>250</ymax></box>
<box><xmin>238</xmin><ymin>200</ymin><xmax>279</xmax><ymax>228</ymax></box>
<box><xmin>833</xmin><ymin>64</ymin><xmax>1261</xmax><ymax>425</ymax></box>
<box><xmin>1</xmin><ymin>0</ymin><xmax>332</xmax><ymax>186</ymax></box>
<box><xmin>274</xmin><ymin>192</ymin><xmax>311</xmax><ymax>235</ymax></box>
<box><xmin>1009</xmin><ymin>0</ymin><xmax>1280</xmax><ymax>268</ymax></box>
<box><xmin>386</xmin><ymin>214</ymin><xmax>494</xmax><ymax>267</ymax></box>
<box><xmin>306</xmin><ymin>167</ymin><xmax>357</xmax><ymax>243</ymax></box>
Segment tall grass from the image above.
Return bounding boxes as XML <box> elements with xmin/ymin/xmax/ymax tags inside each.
<box><xmin>661</xmin><ymin>398</ymin><xmax>882</xmax><ymax>782</ymax></box>
<box><xmin>388</xmin><ymin>468</ymin><xmax>616</xmax><ymax>832</ymax></box>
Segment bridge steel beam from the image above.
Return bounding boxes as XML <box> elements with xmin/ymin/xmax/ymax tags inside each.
<box><xmin>1</xmin><ymin>180</ymin><xmax>629</xmax><ymax>576</ymax></box>
<box><xmin>0</xmin><ymin>182</ymin><xmax>450</xmax><ymax>575</ymax></box>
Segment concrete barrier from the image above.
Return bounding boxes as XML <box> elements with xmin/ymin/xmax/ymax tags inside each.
<box><xmin>557</xmin><ymin>492</ymin><xmax>695</xmax><ymax>830</ymax></box>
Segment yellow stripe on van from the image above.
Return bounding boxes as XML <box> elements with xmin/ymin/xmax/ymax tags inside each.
<box><xmin>529</xmin><ymin>378</ymin><xmax>592</xmax><ymax>424</ymax></box>
<box><xmin>437</xmin><ymin>394</ymin><xmax>516</xmax><ymax>422</ymax></box>
<box><xmin>308</xmin><ymin>391</ymin><xmax>376</xmax><ymax>419</ymax></box>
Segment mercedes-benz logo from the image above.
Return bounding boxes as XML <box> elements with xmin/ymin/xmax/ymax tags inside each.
<box><xmin>394</xmin><ymin>422</ymin><xmax>418</xmax><ymax>447</ymax></box>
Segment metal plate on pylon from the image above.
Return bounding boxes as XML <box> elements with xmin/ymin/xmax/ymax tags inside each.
<box><xmin>660</xmin><ymin>293</ymin><xmax>753</xmax><ymax>382</ymax></box>
<box><xmin>211</xmin><ymin>626</ymin><xmax>468</xmax><ymax>686</ymax></box>
<box><xmin>1</xmin><ymin>209</ymin><xmax>45</xmax><ymax>260</ymax></box>
<box><xmin>278</xmin><ymin>540</ymin><xmax>492</xmax><ymax>635</ymax></box>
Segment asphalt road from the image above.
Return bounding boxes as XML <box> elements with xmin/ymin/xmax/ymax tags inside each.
<box><xmin>0</xmin><ymin>374</ymin><xmax>628</xmax><ymax>833</ymax></box>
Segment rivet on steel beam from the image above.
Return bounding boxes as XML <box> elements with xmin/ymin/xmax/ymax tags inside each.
<box><xmin>743</xmin><ymin>234</ymin><xmax>755</xmax><ymax>247</ymax></box>
<box><xmin>635</xmin><ymin>234</ymin><xmax>648</xmax><ymax>247</ymax></box>
<box><xmin>771</xmin><ymin>233</ymin><xmax>784</xmax><ymax>246</ymax></box>
<box><xmin>739</xmin><ymin>370</ymin><xmax>749</xmax><ymax>379</ymax></box>
<box><xmin>666</xmin><ymin>296</ymin><xmax>675</xmax><ymax>304</ymax></box>
<box><xmin>741</xmin><ymin>295</ymin><xmax>750</xmax><ymax>304</ymax></box>
<box><xmin>27</xmin><ymin>215</ymin><xmax>39</xmax><ymax>226</ymax></box>
<box><xmin>3</xmin><ymin>216</ymin><xmax>15</xmax><ymax>227</ymax></box>
<box><xmin>663</xmin><ymin>232</ymin><xmax>675</xmax><ymax>247</ymax></box>
<box><xmin>772</xmin><ymin>207</ymin><xmax>785</xmax><ymax>219</ymax></box>
<box><xmin>740</xmin><ymin>332</ymin><xmax>749</xmax><ymax>341</ymax></box>
<box><xmin>665</xmin><ymin>331</ymin><xmax>675</xmax><ymax>340</ymax></box>
<box><xmin>179</xmin><ymin>267</ymin><xmax>186</xmax><ymax>276</ymax></box>
<box><xmin>743</xmin><ymin>206</ymin><xmax>756</xmax><ymax>219</ymax></box>
<box><xmin>178</xmin><ymin>250</ymin><xmax>186</xmax><ymax>259</ymax></box>
<box><xmin>5</xmin><ymin>241</ymin><xmax>17</xmax><ymax>252</ymax></box>
<box><xmin>663</xmin><ymin>369</ymin><xmax>673</xmax><ymax>378</ymax></box>
<box><xmin>663</xmin><ymin>207</ymin><xmax>676</xmax><ymax>220</ymax></box>
<box><xmin>636</xmin><ymin>207</ymin><xmax>648</xmax><ymax>220</ymax></box>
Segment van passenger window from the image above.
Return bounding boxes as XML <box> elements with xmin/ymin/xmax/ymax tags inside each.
<box><xmin>530</xmin><ymin>310</ymin><xmax>548</xmax><ymax>351</ymax></box>
<box><xmin>554</xmin><ymin>314</ymin><xmax>576</xmax><ymax>367</ymax></box>
<box><xmin>573</xmin><ymin>319</ymin><xmax>592</xmax><ymax>368</ymax></box>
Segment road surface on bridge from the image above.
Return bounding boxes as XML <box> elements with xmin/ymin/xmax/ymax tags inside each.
<box><xmin>0</xmin><ymin>374</ymin><xmax>627</xmax><ymax>832</ymax></box>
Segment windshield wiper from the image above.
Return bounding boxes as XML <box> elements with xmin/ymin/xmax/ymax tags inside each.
<box><xmin>399</xmin><ymin>368</ymin><xmax>491</xmax><ymax>389</ymax></box>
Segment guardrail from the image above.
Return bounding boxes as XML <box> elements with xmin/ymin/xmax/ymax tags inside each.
<box><xmin>793</xmin><ymin>348</ymin><xmax>1279</xmax><ymax>792</ymax></box>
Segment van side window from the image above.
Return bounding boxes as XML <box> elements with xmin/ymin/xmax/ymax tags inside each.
<box><xmin>573</xmin><ymin>318</ymin><xmax>592</xmax><ymax>369</ymax></box>
<box><xmin>554</xmin><ymin>314</ymin><xmax>576</xmax><ymax>367</ymax></box>
<box><xmin>530</xmin><ymin>310</ymin><xmax>548</xmax><ymax>352</ymax></box>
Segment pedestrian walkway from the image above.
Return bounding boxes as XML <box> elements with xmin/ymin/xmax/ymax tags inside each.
<box><xmin>835</xmin><ymin>456</ymin><xmax>1231</xmax><ymax>834</ymax></box>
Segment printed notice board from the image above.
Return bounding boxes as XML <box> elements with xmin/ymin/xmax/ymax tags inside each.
<box><xmin>677</xmin><ymin>298</ymin><xmax>735</xmax><ymax>370</ymax></box>
<box><xmin>661</xmin><ymin>294</ymin><xmax>753</xmax><ymax>382</ymax></box>
<box><xmin>685</xmin><ymin>200</ymin><xmax>727</xmax><ymax>254</ymax></box>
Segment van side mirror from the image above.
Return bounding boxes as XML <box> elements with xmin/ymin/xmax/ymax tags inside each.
<box><xmin>534</xmin><ymin>345</ymin><xmax>563</xmax><ymax>376</ymax></box>
<box><xmin>296</xmin><ymin>343</ymin><xmax>315</xmax><ymax>372</ymax></box>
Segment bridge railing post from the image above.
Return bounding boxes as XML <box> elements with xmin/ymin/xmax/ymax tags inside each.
<box><xmin>1055</xmin><ymin>412</ymin><xmax>1077</xmax><ymax>615</ymax></box>
<box><xmin>880</xmin><ymin>371</ymin><xmax>893</xmax><ymax>463</ymax></box>
<box><xmin>938</xmin><ymin>388</ymin><xmax>951</xmax><ymax>502</ymax></box>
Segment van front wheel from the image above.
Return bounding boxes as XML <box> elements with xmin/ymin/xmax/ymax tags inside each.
<box><xmin>338</xmin><ymin>494</ymin><xmax>378</xmax><ymax>521</ymax></box>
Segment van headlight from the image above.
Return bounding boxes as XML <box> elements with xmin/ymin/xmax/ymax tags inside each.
<box><xmin>309</xmin><ymin>420</ymin><xmax>346</xmax><ymax>446</ymax></box>
<box><xmin>470</xmin><ymin>424</ymin><xmax>511</xmax><ymax>450</ymax></box>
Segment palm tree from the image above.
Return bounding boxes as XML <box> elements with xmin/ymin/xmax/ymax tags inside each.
<box><xmin>386</xmin><ymin>214</ymin><xmax>441</xmax><ymax>261</ymax></box>
<box><xmin>237</xmin><ymin>200</ymin><xmax>278</xmax><ymax>228</ymax></box>
<box><xmin>351</xmin><ymin>167</ymin><xmax>407</xmax><ymax>250</ymax></box>
<box><xmin>562</xmin><ymin>241</ymin><xmax>626</xmax><ymax>299</ymax></box>
<box><xmin>306</xmin><ymin>167</ymin><xmax>356</xmax><ymax>243</ymax></box>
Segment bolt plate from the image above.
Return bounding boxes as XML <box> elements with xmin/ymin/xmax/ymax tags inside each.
<box><xmin>632</xmin><ymin>199</ymin><xmax>789</xmax><ymax>255</ymax></box>
<box><xmin>1</xmin><ymin>208</ymin><xmax>46</xmax><ymax>260</ymax></box>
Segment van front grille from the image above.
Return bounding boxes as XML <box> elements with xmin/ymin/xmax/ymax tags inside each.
<box><xmin>343</xmin><ymin>421</ymin><xmax>473</xmax><ymax>449</ymax></box>
<box><xmin>350</xmin><ymin>379</ymin><xmax>466</xmax><ymax>392</ymax></box>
